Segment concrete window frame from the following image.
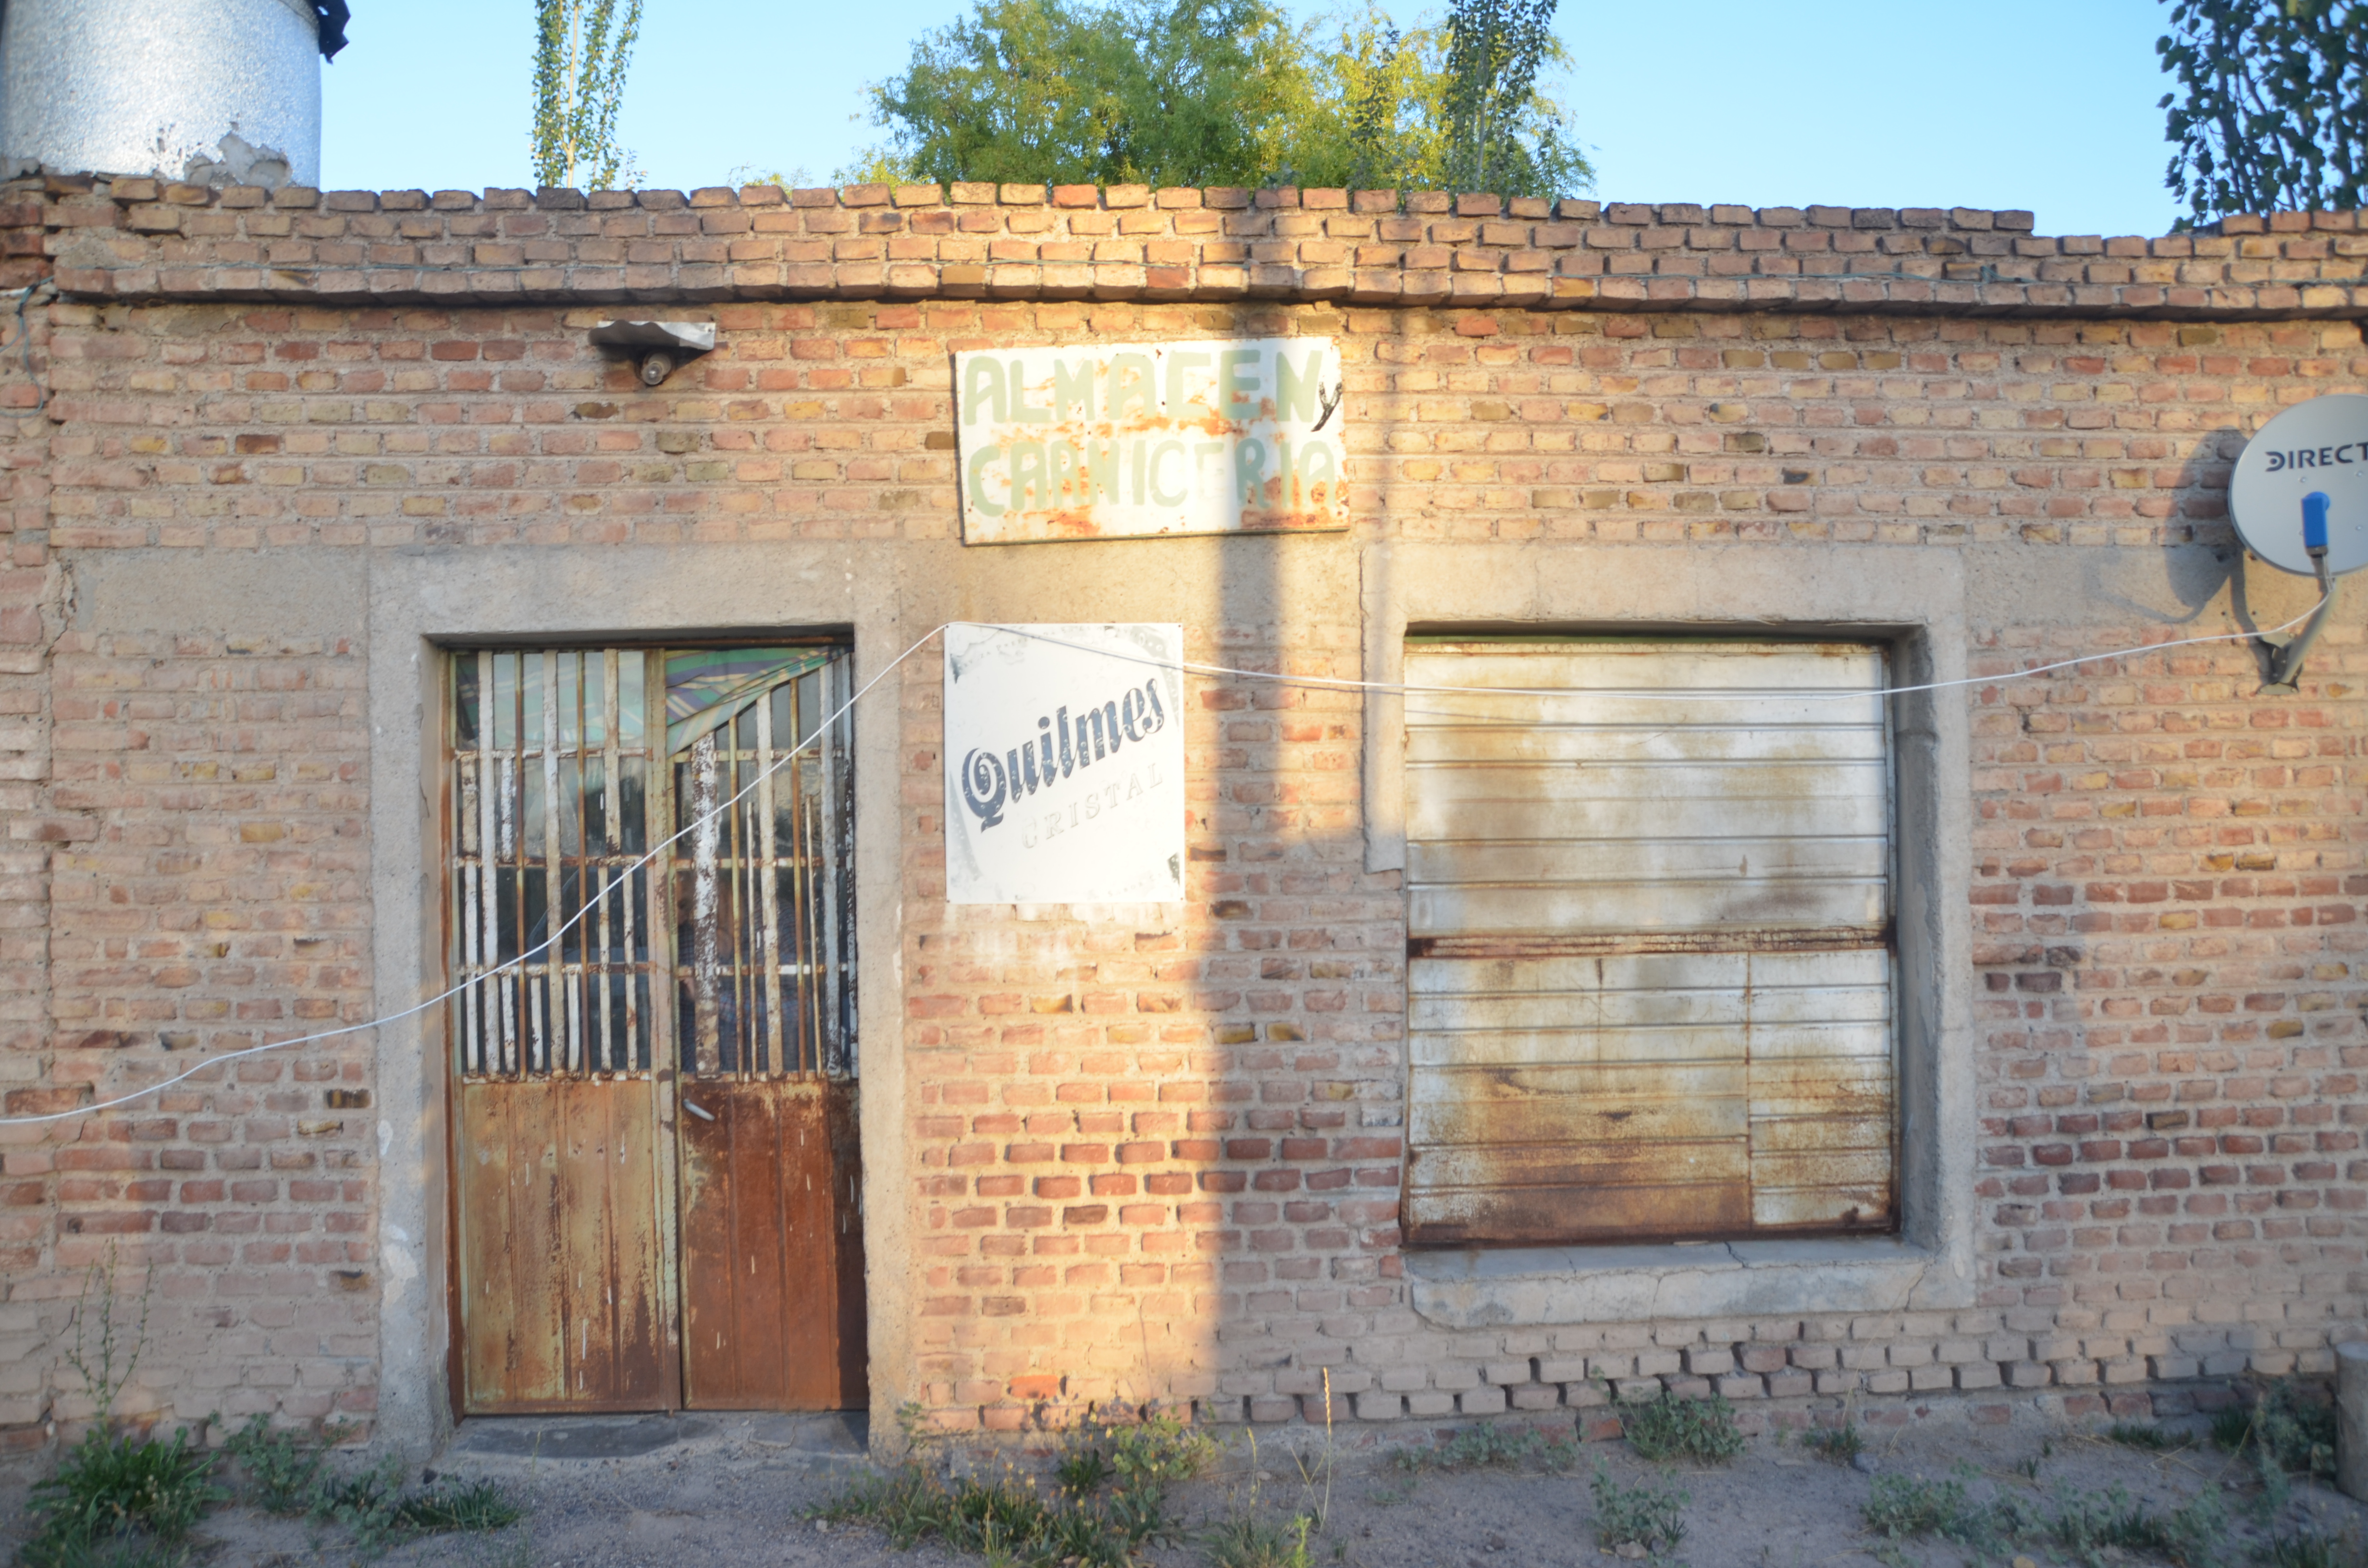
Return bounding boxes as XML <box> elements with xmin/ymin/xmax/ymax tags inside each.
<box><xmin>1359</xmin><ymin>543</ymin><xmax>1977</xmax><ymax>1325</ymax></box>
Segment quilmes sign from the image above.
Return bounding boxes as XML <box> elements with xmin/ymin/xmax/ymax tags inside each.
<box><xmin>943</xmin><ymin>623</ymin><xmax>1186</xmax><ymax>904</ymax></box>
<box><xmin>953</xmin><ymin>337</ymin><xmax>1349</xmax><ymax>545</ymax></box>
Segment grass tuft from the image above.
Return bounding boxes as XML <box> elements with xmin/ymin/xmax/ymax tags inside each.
<box><xmin>218</xmin><ymin>1415</ymin><xmax>525</xmax><ymax>1551</ymax></box>
<box><xmin>20</xmin><ymin>1426</ymin><xmax>226</xmax><ymax>1568</ymax></box>
<box><xmin>393</xmin><ymin>1478</ymin><xmax>528</xmax><ymax>1534</ymax></box>
<box><xmin>1203</xmin><ymin>1510</ymin><xmax>1314</xmax><ymax>1568</ymax></box>
<box><xmin>820</xmin><ymin>1409</ymin><xmax>1214</xmax><ymax>1568</ymax></box>
<box><xmin>2257</xmin><ymin>1525</ymin><xmax>2368</xmax><ymax>1568</ymax></box>
<box><xmin>1417</xmin><ymin>1423</ymin><xmax>1579</xmax><ymax>1473</ymax></box>
<box><xmin>1802</xmin><ymin>1421</ymin><xmax>1863</xmax><ymax>1465</ymax></box>
<box><xmin>2106</xmin><ymin>1420</ymin><xmax>2182</xmax><ymax>1451</ymax></box>
<box><xmin>1863</xmin><ymin>1469</ymin><xmax>2228</xmax><ymax>1564</ymax></box>
<box><xmin>1620</xmin><ymin>1396</ymin><xmax>1747</xmax><ymax>1465</ymax></box>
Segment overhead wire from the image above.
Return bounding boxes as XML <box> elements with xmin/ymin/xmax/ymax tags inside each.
<box><xmin>0</xmin><ymin>600</ymin><xmax>2329</xmax><ymax>1129</ymax></box>
<box><xmin>0</xmin><ymin>626</ymin><xmax>944</xmax><ymax>1127</ymax></box>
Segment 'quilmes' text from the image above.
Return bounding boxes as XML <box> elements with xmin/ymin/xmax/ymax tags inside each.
<box><xmin>961</xmin><ymin>677</ymin><xmax>1168</xmax><ymax>829</ymax></box>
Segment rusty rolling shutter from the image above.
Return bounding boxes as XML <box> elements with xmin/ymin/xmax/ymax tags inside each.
<box><xmin>1402</xmin><ymin>641</ymin><xmax>1896</xmax><ymax>1247</ymax></box>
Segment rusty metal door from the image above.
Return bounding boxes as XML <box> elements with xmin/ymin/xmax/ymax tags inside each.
<box><xmin>448</xmin><ymin>647</ymin><xmax>864</xmax><ymax>1414</ymax></box>
<box><xmin>450</xmin><ymin>649</ymin><xmax>678</xmax><ymax>1412</ymax></box>
<box><xmin>1401</xmin><ymin>641</ymin><xmax>1897</xmax><ymax>1247</ymax></box>
<box><xmin>668</xmin><ymin>658</ymin><xmax>866</xmax><ymax>1410</ymax></box>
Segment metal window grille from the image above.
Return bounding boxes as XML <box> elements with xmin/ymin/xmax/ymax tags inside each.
<box><xmin>450</xmin><ymin>649</ymin><xmax>660</xmax><ymax>1079</ymax></box>
<box><xmin>670</xmin><ymin>659</ymin><xmax>856</xmax><ymax>1080</ymax></box>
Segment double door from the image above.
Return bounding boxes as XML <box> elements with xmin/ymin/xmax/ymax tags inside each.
<box><xmin>446</xmin><ymin>646</ymin><xmax>864</xmax><ymax>1413</ymax></box>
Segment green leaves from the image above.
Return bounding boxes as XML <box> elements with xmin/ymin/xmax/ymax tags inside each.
<box><xmin>2158</xmin><ymin>0</ymin><xmax>2368</xmax><ymax>222</ymax></box>
<box><xmin>861</xmin><ymin>0</ymin><xmax>1304</xmax><ymax>188</ymax></box>
<box><xmin>852</xmin><ymin>0</ymin><xmax>1594</xmax><ymax>198</ymax></box>
<box><xmin>1440</xmin><ymin>0</ymin><xmax>1582</xmax><ymax>198</ymax></box>
<box><xmin>533</xmin><ymin>0</ymin><xmax>643</xmax><ymax>191</ymax></box>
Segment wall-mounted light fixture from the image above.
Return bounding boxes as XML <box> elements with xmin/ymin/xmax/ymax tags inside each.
<box><xmin>588</xmin><ymin>319</ymin><xmax>717</xmax><ymax>387</ymax></box>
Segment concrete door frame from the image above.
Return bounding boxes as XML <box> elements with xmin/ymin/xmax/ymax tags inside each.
<box><xmin>363</xmin><ymin>543</ymin><xmax>914</xmax><ymax>1460</ymax></box>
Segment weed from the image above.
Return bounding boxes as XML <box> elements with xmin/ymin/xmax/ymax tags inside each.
<box><xmin>1204</xmin><ymin>1511</ymin><xmax>1314</xmax><ymax>1568</ymax></box>
<box><xmin>1054</xmin><ymin>1444</ymin><xmax>1112</xmax><ymax>1495</ymax></box>
<box><xmin>2047</xmin><ymin>1482</ymin><xmax>2225</xmax><ymax>1564</ymax></box>
<box><xmin>1802</xmin><ymin>1421</ymin><xmax>1863</xmax><ymax>1465</ymax></box>
<box><xmin>1105</xmin><ymin>1410</ymin><xmax>1219</xmax><ymax>1489</ymax></box>
<box><xmin>1621</xmin><ymin>1396</ymin><xmax>1747</xmax><ymax>1465</ymax></box>
<box><xmin>2257</xmin><ymin>1525</ymin><xmax>2368</xmax><ymax>1568</ymax></box>
<box><xmin>63</xmin><ymin>1245</ymin><xmax>151</xmax><ymax>1422</ymax></box>
<box><xmin>823</xmin><ymin>1409</ymin><xmax>1212</xmax><ymax>1568</ymax></box>
<box><xmin>2107</xmin><ymin>1420</ymin><xmax>2180</xmax><ymax>1450</ymax></box>
<box><xmin>393</xmin><ymin>1478</ymin><xmax>527</xmax><ymax>1534</ymax></box>
<box><xmin>1433</xmin><ymin>1424</ymin><xmax>1539</xmax><ymax>1470</ymax></box>
<box><xmin>219</xmin><ymin>1415</ymin><xmax>522</xmax><ymax>1552</ymax></box>
<box><xmin>1863</xmin><ymin>1473</ymin><xmax>1984</xmax><ymax>1544</ymax></box>
<box><xmin>1865</xmin><ymin>1470</ymin><xmax>2228</xmax><ymax>1567</ymax></box>
<box><xmin>1589</xmin><ymin>1462</ymin><xmax>1687</xmax><ymax>1555</ymax></box>
<box><xmin>2215</xmin><ymin>1405</ymin><xmax>2257</xmax><ymax>1452</ymax></box>
<box><xmin>20</xmin><ymin>1427</ymin><xmax>225</xmax><ymax>1568</ymax></box>
<box><xmin>2213</xmin><ymin>1380</ymin><xmax>2340</xmax><ymax>1513</ymax></box>
<box><xmin>219</xmin><ymin>1416</ymin><xmax>333</xmax><ymax>1514</ymax></box>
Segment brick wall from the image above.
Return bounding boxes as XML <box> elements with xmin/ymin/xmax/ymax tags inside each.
<box><xmin>0</xmin><ymin>176</ymin><xmax>2361</xmax><ymax>1445</ymax></box>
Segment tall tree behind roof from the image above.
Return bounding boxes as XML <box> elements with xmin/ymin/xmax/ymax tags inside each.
<box><xmin>533</xmin><ymin>0</ymin><xmax>643</xmax><ymax>191</ymax></box>
<box><xmin>849</xmin><ymin>0</ymin><xmax>1593</xmax><ymax>198</ymax></box>
<box><xmin>2158</xmin><ymin>0</ymin><xmax>2368</xmax><ymax>223</ymax></box>
<box><xmin>857</xmin><ymin>0</ymin><xmax>1304</xmax><ymax>188</ymax></box>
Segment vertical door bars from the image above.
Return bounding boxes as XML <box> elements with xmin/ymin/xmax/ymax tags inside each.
<box><xmin>673</xmin><ymin>656</ymin><xmax>857</xmax><ymax>1082</ymax></box>
<box><xmin>452</xmin><ymin>649</ymin><xmax>659</xmax><ymax>1080</ymax></box>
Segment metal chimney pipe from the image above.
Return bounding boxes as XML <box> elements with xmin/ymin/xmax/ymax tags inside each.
<box><xmin>0</xmin><ymin>0</ymin><xmax>327</xmax><ymax>187</ymax></box>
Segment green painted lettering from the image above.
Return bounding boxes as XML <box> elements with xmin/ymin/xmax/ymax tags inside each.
<box><xmin>1010</xmin><ymin>441</ymin><xmax>1047</xmax><ymax>510</ymax></box>
<box><xmin>962</xmin><ymin>356</ymin><xmax>1007</xmax><ymax>426</ymax></box>
<box><xmin>1053</xmin><ymin>357</ymin><xmax>1095</xmax><ymax>420</ymax></box>
<box><xmin>966</xmin><ymin>445</ymin><xmax>1006</xmax><ymax>516</ymax></box>
<box><xmin>1275</xmin><ymin>348</ymin><xmax>1323</xmax><ymax>423</ymax></box>
<box><xmin>1165</xmin><ymin>350</ymin><xmax>1212</xmax><ymax>418</ymax></box>
<box><xmin>1010</xmin><ymin>359</ymin><xmax>1051</xmax><ymax>423</ymax></box>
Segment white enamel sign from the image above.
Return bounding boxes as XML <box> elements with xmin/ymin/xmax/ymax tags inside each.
<box><xmin>953</xmin><ymin>337</ymin><xmax>1348</xmax><ymax>545</ymax></box>
<box><xmin>944</xmin><ymin>623</ymin><xmax>1185</xmax><ymax>904</ymax></box>
<box><xmin>2231</xmin><ymin>393</ymin><xmax>2368</xmax><ymax>576</ymax></box>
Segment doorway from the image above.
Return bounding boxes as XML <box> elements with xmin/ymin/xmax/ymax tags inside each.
<box><xmin>444</xmin><ymin>646</ymin><xmax>864</xmax><ymax>1414</ymax></box>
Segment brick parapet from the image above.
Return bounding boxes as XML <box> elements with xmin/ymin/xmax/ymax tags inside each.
<box><xmin>21</xmin><ymin>174</ymin><xmax>2368</xmax><ymax>319</ymax></box>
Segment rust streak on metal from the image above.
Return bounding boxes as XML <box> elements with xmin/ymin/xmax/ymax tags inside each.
<box><xmin>1402</xmin><ymin>641</ymin><xmax>1901</xmax><ymax>1250</ymax></box>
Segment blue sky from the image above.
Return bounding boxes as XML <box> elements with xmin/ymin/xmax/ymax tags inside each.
<box><xmin>324</xmin><ymin>0</ymin><xmax>2183</xmax><ymax>236</ymax></box>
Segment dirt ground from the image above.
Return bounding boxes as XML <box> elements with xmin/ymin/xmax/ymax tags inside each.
<box><xmin>3</xmin><ymin>1406</ymin><xmax>2366</xmax><ymax>1568</ymax></box>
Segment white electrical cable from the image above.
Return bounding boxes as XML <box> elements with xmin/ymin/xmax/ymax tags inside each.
<box><xmin>0</xmin><ymin>627</ymin><xmax>944</xmax><ymax>1128</ymax></box>
<box><xmin>0</xmin><ymin>600</ymin><xmax>2329</xmax><ymax>1130</ymax></box>
<box><xmin>980</xmin><ymin>606</ymin><xmax>2327</xmax><ymax>704</ymax></box>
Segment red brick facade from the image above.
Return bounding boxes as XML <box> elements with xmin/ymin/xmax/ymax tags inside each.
<box><xmin>0</xmin><ymin>175</ymin><xmax>2360</xmax><ymax>1449</ymax></box>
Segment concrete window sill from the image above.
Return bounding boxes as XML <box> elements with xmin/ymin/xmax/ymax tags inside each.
<box><xmin>1404</xmin><ymin>1237</ymin><xmax>1970</xmax><ymax>1328</ymax></box>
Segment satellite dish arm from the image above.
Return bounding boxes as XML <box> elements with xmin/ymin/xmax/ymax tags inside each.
<box><xmin>2265</xmin><ymin>490</ymin><xmax>2338</xmax><ymax>692</ymax></box>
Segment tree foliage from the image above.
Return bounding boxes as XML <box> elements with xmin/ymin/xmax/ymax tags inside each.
<box><xmin>848</xmin><ymin>0</ymin><xmax>1592</xmax><ymax>198</ymax></box>
<box><xmin>533</xmin><ymin>0</ymin><xmax>643</xmax><ymax>190</ymax></box>
<box><xmin>2158</xmin><ymin>0</ymin><xmax>2368</xmax><ymax>221</ymax></box>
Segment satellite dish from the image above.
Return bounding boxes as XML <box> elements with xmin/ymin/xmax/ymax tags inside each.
<box><xmin>2229</xmin><ymin>393</ymin><xmax>2368</xmax><ymax>575</ymax></box>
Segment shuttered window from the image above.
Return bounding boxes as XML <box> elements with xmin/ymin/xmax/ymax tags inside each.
<box><xmin>1402</xmin><ymin>641</ymin><xmax>1897</xmax><ymax>1247</ymax></box>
